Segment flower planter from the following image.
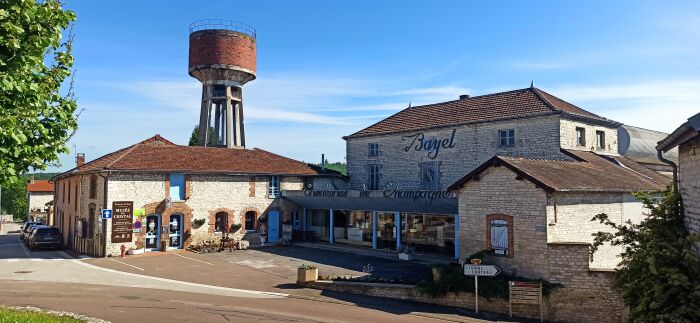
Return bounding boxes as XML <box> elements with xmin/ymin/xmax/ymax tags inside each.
<box><xmin>398</xmin><ymin>252</ymin><xmax>413</xmax><ymax>261</ymax></box>
<box><xmin>297</xmin><ymin>268</ymin><xmax>318</xmax><ymax>283</ymax></box>
<box><xmin>127</xmin><ymin>248</ymin><xmax>145</xmax><ymax>255</ymax></box>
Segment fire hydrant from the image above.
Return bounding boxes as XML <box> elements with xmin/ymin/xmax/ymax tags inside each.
<box><xmin>120</xmin><ymin>244</ymin><xmax>126</xmax><ymax>258</ymax></box>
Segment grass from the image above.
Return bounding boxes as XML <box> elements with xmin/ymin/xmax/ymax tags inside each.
<box><xmin>0</xmin><ymin>307</ymin><xmax>84</xmax><ymax>323</ymax></box>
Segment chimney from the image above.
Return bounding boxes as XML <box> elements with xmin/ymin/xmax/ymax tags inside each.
<box><xmin>459</xmin><ymin>94</ymin><xmax>470</xmax><ymax>100</ymax></box>
<box><xmin>321</xmin><ymin>154</ymin><xmax>325</xmax><ymax>170</ymax></box>
<box><xmin>76</xmin><ymin>153</ymin><xmax>85</xmax><ymax>167</ymax></box>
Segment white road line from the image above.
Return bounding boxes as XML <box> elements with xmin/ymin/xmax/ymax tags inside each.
<box><xmin>18</xmin><ymin>237</ymin><xmax>31</xmax><ymax>258</ymax></box>
<box><xmin>73</xmin><ymin>260</ymin><xmax>288</xmax><ymax>298</ymax></box>
<box><xmin>109</xmin><ymin>258</ymin><xmax>145</xmax><ymax>271</ymax></box>
<box><xmin>172</xmin><ymin>252</ymin><xmax>213</xmax><ymax>265</ymax></box>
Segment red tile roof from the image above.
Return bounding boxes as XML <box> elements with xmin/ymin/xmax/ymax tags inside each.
<box><xmin>26</xmin><ymin>180</ymin><xmax>54</xmax><ymax>193</ymax></box>
<box><xmin>53</xmin><ymin>135</ymin><xmax>337</xmax><ymax>179</ymax></box>
<box><xmin>448</xmin><ymin>149</ymin><xmax>670</xmax><ymax>192</ymax></box>
<box><xmin>345</xmin><ymin>87</ymin><xmax>618</xmax><ymax>139</ymax></box>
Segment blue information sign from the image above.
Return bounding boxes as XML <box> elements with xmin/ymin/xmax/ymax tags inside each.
<box><xmin>101</xmin><ymin>209</ymin><xmax>113</xmax><ymax>219</ymax></box>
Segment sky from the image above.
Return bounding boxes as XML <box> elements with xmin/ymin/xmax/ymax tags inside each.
<box><xmin>47</xmin><ymin>0</ymin><xmax>700</xmax><ymax>172</ymax></box>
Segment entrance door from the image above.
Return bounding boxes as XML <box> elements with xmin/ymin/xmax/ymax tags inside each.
<box><xmin>245</xmin><ymin>211</ymin><xmax>256</xmax><ymax>231</ymax></box>
<box><xmin>267</xmin><ymin>211</ymin><xmax>280</xmax><ymax>243</ymax></box>
<box><xmin>145</xmin><ymin>214</ymin><xmax>161</xmax><ymax>251</ymax></box>
<box><xmin>168</xmin><ymin>214</ymin><xmax>183</xmax><ymax>249</ymax></box>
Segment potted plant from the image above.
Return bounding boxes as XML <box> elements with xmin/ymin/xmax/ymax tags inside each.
<box><xmin>297</xmin><ymin>264</ymin><xmax>318</xmax><ymax>283</ymax></box>
<box><xmin>398</xmin><ymin>245</ymin><xmax>414</xmax><ymax>261</ymax></box>
<box><xmin>128</xmin><ymin>239</ymin><xmax>145</xmax><ymax>255</ymax></box>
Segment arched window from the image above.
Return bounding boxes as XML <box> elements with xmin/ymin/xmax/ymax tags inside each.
<box><xmin>214</xmin><ymin>212</ymin><xmax>228</xmax><ymax>233</ymax></box>
<box><xmin>89</xmin><ymin>175</ymin><xmax>98</xmax><ymax>199</ymax></box>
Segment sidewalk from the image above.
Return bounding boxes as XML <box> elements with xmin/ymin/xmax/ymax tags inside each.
<box><xmin>293</xmin><ymin>241</ymin><xmax>455</xmax><ymax>266</ymax></box>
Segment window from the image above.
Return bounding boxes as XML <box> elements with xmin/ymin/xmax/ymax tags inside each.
<box><xmin>576</xmin><ymin>127</ymin><xmax>586</xmax><ymax>146</ymax></box>
<box><xmin>368</xmin><ymin>164</ymin><xmax>381</xmax><ymax>190</ymax></box>
<box><xmin>214</xmin><ymin>212</ymin><xmax>228</xmax><ymax>233</ymax></box>
<box><xmin>486</xmin><ymin>214</ymin><xmax>513</xmax><ymax>257</ymax></box>
<box><xmin>169</xmin><ymin>173</ymin><xmax>185</xmax><ymax>200</ymax></box>
<box><xmin>268</xmin><ymin>175</ymin><xmax>280</xmax><ymax>198</ymax></box>
<box><xmin>368</xmin><ymin>143</ymin><xmax>379</xmax><ymax>157</ymax></box>
<box><xmin>245</xmin><ymin>211</ymin><xmax>257</xmax><ymax>230</ymax></box>
<box><xmin>89</xmin><ymin>175</ymin><xmax>97</xmax><ymax>199</ymax></box>
<box><xmin>596</xmin><ymin>130</ymin><xmax>605</xmax><ymax>148</ymax></box>
<box><xmin>498</xmin><ymin>129</ymin><xmax>515</xmax><ymax>147</ymax></box>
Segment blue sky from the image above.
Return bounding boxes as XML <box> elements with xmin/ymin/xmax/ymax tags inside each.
<box><xmin>48</xmin><ymin>0</ymin><xmax>700</xmax><ymax>172</ymax></box>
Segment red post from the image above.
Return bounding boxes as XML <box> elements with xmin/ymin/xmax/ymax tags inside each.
<box><xmin>120</xmin><ymin>244</ymin><xmax>126</xmax><ymax>257</ymax></box>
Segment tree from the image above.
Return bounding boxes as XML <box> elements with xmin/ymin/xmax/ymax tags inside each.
<box><xmin>1</xmin><ymin>179</ymin><xmax>28</xmax><ymax>221</ymax></box>
<box><xmin>591</xmin><ymin>188</ymin><xmax>700</xmax><ymax>322</ymax></box>
<box><xmin>0</xmin><ymin>0</ymin><xmax>78</xmax><ymax>184</ymax></box>
<box><xmin>188</xmin><ymin>125</ymin><xmax>217</xmax><ymax>146</ymax></box>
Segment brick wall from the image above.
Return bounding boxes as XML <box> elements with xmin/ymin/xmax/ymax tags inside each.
<box><xmin>347</xmin><ymin>115</ymin><xmax>566</xmax><ymax>191</ymax></box>
<box><xmin>560</xmin><ymin>117</ymin><xmax>618</xmax><ymax>154</ymax></box>
<box><xmin>189</xmin><ymin>30</ymin><xmax>256</xmax><ymax>73</ymax></box>
<box><xmin>457</xmin><ymin>166</ymin><xmax>550</xmax><ymax>279</ymax></box>
<box><xmin>678</xmin><ymin>135</ymin><xmax>700</xmax><ymax>254</ymax></box>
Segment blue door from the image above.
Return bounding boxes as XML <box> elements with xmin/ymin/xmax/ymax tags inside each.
<box><xmin>267</xmin><ymin>211</ymin><xmax>280</xmax><ymax>243</ymax></box>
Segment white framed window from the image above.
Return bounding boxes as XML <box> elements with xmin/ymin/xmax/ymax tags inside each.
<box><xmin>268</xmin><ymin>175</ymin><xmax>280</xmax><ymax>198</ymax></box>
<box><xmin>368</xmin><ymin>164</ymin><xmax>381</xmax><ymax>190</ymax></box>
<box><xmin>596</xmin><ymin>130</ymin><xmax>605</xmax><ymax>148</ymax></box>
<box><xmin>498</xmin><ymin>129</ymin><xmax>515</xmax><ymax>147</ymax></box>
<box><xmin>576</xmin><ymin>127</ymin><xmax>586</xmax><ymax>146</ymax></box>
<box><xmin>368</xmin><ymin>143</ymin><xmax>379</xmax><ymax>157</ymax></box>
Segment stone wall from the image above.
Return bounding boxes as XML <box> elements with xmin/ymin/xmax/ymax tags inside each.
<box><xmin>679</xmin><ymin>135</ymin><xmax>700</xmax><ymax>254</ymax></box>
<box><xmin>547</xmin><ymin>243</ymin><xmax>625</xmax><ymax>323</ymax></box>
<box><xmin>103</xmin><ymin>172</ymin><xmax>306</xmax><ymax>256</ymax></box>
<box><xmin>559</xmin><ymin>117</ymin><xmax>618</xmax><ymax>154</ymax></box>
<box><xmin>346</xmin><ymin>115</ymin><xmax>566</xmax><ymax>191</ymax></box>
<box><xmin>457</xmin><ymin>166</ymin><xmax>550</xmax><ymax>279</ymax></box>
<box><xmin>546</xmin><ymin>192</ymin><xmax>646</xmax><ymax>270</ymax></box>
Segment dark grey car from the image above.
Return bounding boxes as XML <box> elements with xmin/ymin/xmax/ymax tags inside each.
<box><xmin>27</xmin><ymin>226</ymin><xmax>62</xmax><ymax>251</ymax></box>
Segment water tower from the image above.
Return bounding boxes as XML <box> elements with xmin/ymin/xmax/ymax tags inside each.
<box><xmin>188</xmin><ymin>19</ymin><xmax>256</xmax><ymax>148</ymax></box>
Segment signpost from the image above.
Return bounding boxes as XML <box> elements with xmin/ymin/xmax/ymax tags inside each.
<box><xmin>111</xmin><ymin>201</ymin><xmax>133</xmax><ymax>243</ymax></box>
<box><xmin>463</xmin><ymin>262</ymin><xmax>500</xmax><ymax>314</ymax></box>
<box><xmin>509</xmin><ymin>281</ymin><xmax>544</xmax><ymax>322</ymax></box>
<box><xmin>101</xmin><ymin>209</ymin><xmax>112</xmax><ymax>219</ymax></box>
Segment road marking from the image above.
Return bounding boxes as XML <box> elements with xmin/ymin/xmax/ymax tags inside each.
<box><xmin>172</xmin><ymin>252</ymin><xmax>213</xmax><ymax>265</ymax></box>
<box><xmin>109</xmin><ymin>258</ymin><xmax>145</xmax><ymax>271</ymax></box>
<box><xmin>18</xmin><ymin>237</ymin><xmax>31</xmax><ymax>258</ymax></box>
<box><xmin>73</xmin><ymin>260</ymin><xmax>288</xmax><ymax>298</ymax></box>
<box><xmin>7</xmin><ymin>259</ymin><xmax>18</xmax><ymax>262</ymax></box>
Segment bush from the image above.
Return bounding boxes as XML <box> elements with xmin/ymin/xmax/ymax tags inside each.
<box><xmin>416</xmin><ymin>260</ymin><xmax>560</xmax><ymax>300</ymax></box>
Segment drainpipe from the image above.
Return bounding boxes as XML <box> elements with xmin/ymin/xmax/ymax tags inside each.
<box><xmin>657</xmin><ymin>150</ymin><xmax>678</xmax><ymax>193</ymax></box>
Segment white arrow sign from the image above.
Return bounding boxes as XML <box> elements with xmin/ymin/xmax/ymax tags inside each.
<box><xmin>464</xmin><ymin>264</ymin><xmax>500</xmax><ymax>277</ymax></box>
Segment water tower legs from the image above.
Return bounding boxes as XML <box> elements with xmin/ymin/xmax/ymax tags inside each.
<box><xmin>198</xmin><ymin>84</ymin><xmax>213</xmax><ymax>146</ymax></box>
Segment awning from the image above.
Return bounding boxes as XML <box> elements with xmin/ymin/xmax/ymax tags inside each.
<box><xmin>282</xmin><ymin>190</ymin><xmax>457</xmax><ymax>214</ymax></box>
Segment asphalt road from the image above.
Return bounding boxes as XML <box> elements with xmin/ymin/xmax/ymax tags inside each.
<box><xmin>0</xmin><ymin>222</ymin><xmax>509</xmax><ymax>323</ymax></box>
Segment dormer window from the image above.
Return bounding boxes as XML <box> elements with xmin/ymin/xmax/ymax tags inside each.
<box><xmin>576</xmin><ymin>127</ymin><xmax>586</xmax><ymax>146</ymax></box>
<box><xmin>596</xmin><ymin>130</ymin><xmax>605</xmax><ymax>148</ymax></box>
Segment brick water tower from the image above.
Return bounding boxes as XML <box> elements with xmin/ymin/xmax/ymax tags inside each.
<box><xmin>188</xmin><ymin>19</ymin><xmax>256</xmax><ymax>148</ymax></box>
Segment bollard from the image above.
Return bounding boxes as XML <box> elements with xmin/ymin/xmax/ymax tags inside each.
<box><xmin>120</xmin><ymin>244</ymin><xmax>126</xmax><ymax>257</ymax></box>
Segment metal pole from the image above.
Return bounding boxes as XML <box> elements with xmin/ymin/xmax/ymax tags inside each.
<box><xmin>372</xmin><ymin>210</ymin><xmax>377</xmax><ymax>249</ymax></box>
<box><xmin>329</xmin><ymin>209</ymin><xmax>334</xmax><ymax>244</ymax></box>
<box><xmin>395</xmin><ymin>211</ymin><xmax>401</xmax><ymax>250</ymax></box>
<box><xmin>454</xmin><ymin>213</ymin><xmax>459</xmax><ymax>260</ymax></box>
<box><xmin>302</xmin><ymin>208</ymin><xmax>307</xmax><ymax>241</ymax></box>
<box><xmin>475</xmin><ymin>276</ymin><xmax>479</xmax><ymax>314</ymax></box>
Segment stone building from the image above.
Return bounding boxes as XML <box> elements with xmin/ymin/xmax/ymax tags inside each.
<box><xmin>657</xmin><ymin>112</ymin><xmax>700</xmax><ymax>254</ymax></box>
<box><xmin>446</xmin><ymin>149</ymin><xmax>668</xmax><ymax>321</ymax></box>
<box><xmin>51</xmin><ymin>135</ymin><xmax>345</xmax><ymax>257</ymax></box>
<box><xmin>343</xmin><ymin>86</ymin><xmax>621</xmax><ymax>191</ymax></box>
<box><xmin>26</xmin><ymin>179</ymin><xmax>54</xmax><ymax>223</ymax></box>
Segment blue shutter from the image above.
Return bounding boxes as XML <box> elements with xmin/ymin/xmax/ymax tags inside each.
<box><xmin>169</xmin><ymin>173</ymin><xmax>185</xmax><ymax>200</ymax></box>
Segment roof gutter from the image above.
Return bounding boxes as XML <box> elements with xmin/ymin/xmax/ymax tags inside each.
<box><xmin>657</xmin><ymin>150</ymin><xmax>678</xmax><ymax>193</ymax></box>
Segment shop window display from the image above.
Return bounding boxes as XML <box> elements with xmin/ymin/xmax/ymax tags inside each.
<box><xmin>401</xmin><ymin>213</ymin><xmax>454</xmax><ymax>255</ymax></box>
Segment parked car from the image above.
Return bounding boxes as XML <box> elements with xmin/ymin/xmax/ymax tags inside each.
<box><xmin>27</xmin><ymin>226</ymin><xmax>62</xmax><ymax>251</ymax></box>
<box><xmin>20</xmin><ymin>222</ymin><xmax>40</xmax><ymax>243</ymax></box>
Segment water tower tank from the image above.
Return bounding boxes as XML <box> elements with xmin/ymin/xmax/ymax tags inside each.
<box><xmin>188</xmin><ymin>20</ymin><xmax>257</xmax><ymax>148</ymax></box>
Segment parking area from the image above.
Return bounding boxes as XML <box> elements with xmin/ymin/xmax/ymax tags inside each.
<box><xmin>85</xmin><ymin>245</ymin><xmax>432</xmax><ymax>295</ymax></box>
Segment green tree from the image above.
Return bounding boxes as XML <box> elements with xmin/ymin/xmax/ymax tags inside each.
<box><xmin>0</xmin><ymin>0</ymin><xmax>78</xmax><ymax>184</ymax></box>
<box><xmin>1</xmin><ymin>179</ymin><xmax>28</xmax><ymax>220</ymax></box>
<box><xmin>188</xmin><ymin>125</ymin><xmax>217</xmax><ymax>146</ymax></box>
<box><xmin>591</xmin><ymin>188</ymin><xmax>700</xmax><ymax>322</ymax></box>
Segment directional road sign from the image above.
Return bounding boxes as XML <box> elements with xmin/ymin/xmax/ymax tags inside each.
<box><xmin>463</xmin><ymin>264</ymin><xmax>500</xmax><ymax>276</ymax></box>
<box><xmin>101</xmin><ymin>209</ymin><xmax>113</xmax><ymax>219</ymax></box>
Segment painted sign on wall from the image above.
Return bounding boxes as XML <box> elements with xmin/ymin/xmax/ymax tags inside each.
<box><xmin>402</xmin><ymin>129</ymin><xmax>457</xmax><ymax>159</ymax></box>
<box><xmin>111</xmin><ymin>201</ymin><xmax>133</xmax><ymax>243</ymax></box>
